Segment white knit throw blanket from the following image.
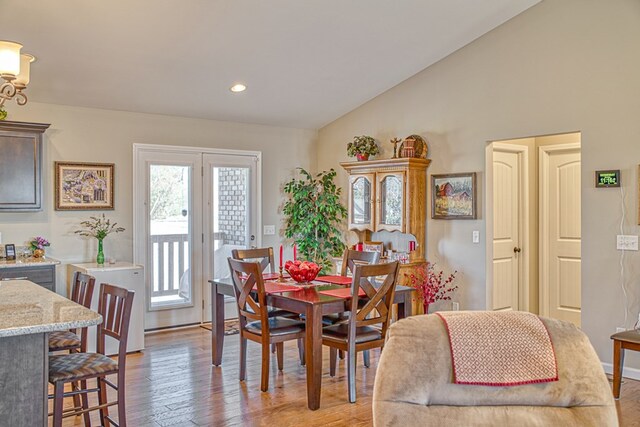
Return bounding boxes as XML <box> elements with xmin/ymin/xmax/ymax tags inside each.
<box><xmin>436</xmin><ymin>311</ymin><xmax>558</xmax><ymax>386</ymax></box>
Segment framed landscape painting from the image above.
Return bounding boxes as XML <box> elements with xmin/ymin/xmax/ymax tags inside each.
<box><xmin>55</xmin><ymin>162</ymin><xmax>114</xmax><ymax>210</ymax></box>
<box><xmin>431</xmin><ymin>172</ymin><xmax>476</xmax><ymax>219</ymax></box>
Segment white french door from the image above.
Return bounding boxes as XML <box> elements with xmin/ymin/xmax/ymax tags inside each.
<box><xmin>134</xmin><ymin>145</ymin><xmax>260</xmax><ymax>330</ymax></box>
<box><xmin>202</xmin><ymin>153</ymin><xmax>259</xmax><ymax>322</ymax></box>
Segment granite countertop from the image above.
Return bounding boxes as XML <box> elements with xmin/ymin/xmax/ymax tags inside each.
<box><xmin>0</xmin><ymin>280</ymin><xmax>102</xmax><ymax>338</ymax></box>
<box><xmin>0</xmin><ymin>257</ymin><xmax>61</xmax><ymax>268</ymax></box>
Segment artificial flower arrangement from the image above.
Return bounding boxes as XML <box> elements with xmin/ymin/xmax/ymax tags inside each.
<box><xmin>347</xmin><ymin>135</ymin><xmax>380</xmax><ymax>161</ymax></box>
<box><xmin>405</xmin><ymin>262</ymin><xmax>458</xmax><ymax>314</ymax></box>
<box><xmin>29</xmin><ymin>236</ymin><xmax>50</xmax><ymax>257</ymax></box>
<box><xmin>75</xmin><ymin>214</ymin><xmax>125</xmax><ymax>265</ymax></box>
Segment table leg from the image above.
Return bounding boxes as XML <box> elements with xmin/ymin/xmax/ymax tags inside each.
<box><xmin>211</xmin><ymin>283</ymin><xmax>225</xmax><ymax>366</ymax></box>
<box><xmin>397</xmin><ymin>292</ymin><xmax>412</xmax><ymax>319</ymax></box>
<box><xmin>305</xmin><ymin>304</ymin><xmax>323</xmax><ymax>410</ymax></box>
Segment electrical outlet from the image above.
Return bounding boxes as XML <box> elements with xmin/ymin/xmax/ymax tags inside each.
<box><xmin>452</xmin><ymin>302</ymin><xmax>460</xmax><ymax>311</ymax></box>
<box><xmin>617</xmin><ymin>235</ymin><xmax>638</xmax><ymax>251</ymax></box>
<box><xmin>616</xmin><ymin>327</ymin><xmax>626</xmax><ymax>333</ymax></box>
<box><xmin>472</xmin><ymin>230</ymin><xmax>480</xmax><ymax>244</ymax></box>
<box><xmin>263</xmin><ymin>225</ymin><xmax>275</xmax><ymax>235</ymax></box>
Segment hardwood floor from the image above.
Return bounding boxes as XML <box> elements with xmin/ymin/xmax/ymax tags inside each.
<box><xmin>55</xmin><ymin>326</ymin><xmax>640</xmax><ymax>426</ymax></box>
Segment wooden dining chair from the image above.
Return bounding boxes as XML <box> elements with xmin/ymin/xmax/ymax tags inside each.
<box><xmin>48</xmin><ymin>283</ymin><xmax>135</xmax><ymax>427</ymax></box>
<box><xmin>335</xmin><ymin>248</ymin><xmax>381</xmax><ymax>365</ymax></box>
<box><xmin>340</xmin><ymin>248</ymin><xmax>380</xmax><ymax>276</ymax></box>
<box><xmin>232</xmin><ymin>247</ymin><xmax>302</xmax><ymax>356</ymax></box>
<box><xmin>228</xmin><ymin>257</ymin><xmax>306</xmax><ymax>392</ymax></box>
<box><xmin>611</xmin><ymin>330</ymin><xmax>640</xmax><ymax>398</ymax></box>
<box><xmin>323</xmin><ymin>261</ymin><xmax>400</xmax><ymax>403</ymax></box>
<box><xmin>232</xmin><ymin>247</ymin><xmax>276</xmax><ymax>273</ymax></box>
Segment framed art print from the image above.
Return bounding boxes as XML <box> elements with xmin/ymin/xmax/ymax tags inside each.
<box><xmin>55</xmin><ymin>162</ymin><xmax>114</xmax><ymax>210</ymax></box>
<box><xmin>431</xmin><ymin>172</ymin><xmax>477</xmax><ymax>219</ymax></box>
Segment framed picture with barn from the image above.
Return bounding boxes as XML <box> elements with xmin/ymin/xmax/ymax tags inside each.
<box><xmin>54</xmin><ymin>162</ymin><xmax>115</xmax><ymax>210</ymax></box>
<box><xmin>431</xmin><ymin>172</ymin><xmax>476</xmax><ymax>219</ymax></box>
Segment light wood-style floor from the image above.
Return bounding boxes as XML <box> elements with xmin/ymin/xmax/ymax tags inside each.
<box><xmin>55</xmin><ymin>326</ymin><xmax>640</xmax><ymax>426</ymax></box>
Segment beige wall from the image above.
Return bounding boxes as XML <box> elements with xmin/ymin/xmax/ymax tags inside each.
<box><xmin>317</xmin><ymin>0</ymin><xmax>640</xmax><ymax>368</ymax></box>
<box><xmin>1</xmin><ymin>102</ymin><xmax>317</xmax><ymax>292</ymax></box>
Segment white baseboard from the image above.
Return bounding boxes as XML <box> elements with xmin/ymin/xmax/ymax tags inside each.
<box><xmin>601</xmin><ymin>362</ymin><xmax>640</xmax><ymax>381</ymax></box>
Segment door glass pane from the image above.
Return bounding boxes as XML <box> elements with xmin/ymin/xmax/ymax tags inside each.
<box><xmin>149</xmin><ymin>164</ymin><xmax>192</xmax><ymax>308</ymax></box>
<box><xmin>381</xmin><ymin>175</ymin><xmax>402</xmax><ymax>225</ymax></box>
<box><xmin>211</xmin><ymin>166</ymin><xmax>250</xmax><ymax>281</ymax></box>
<box><xmin>351</xmin><ymin>177</ymin><xmax>371</xmax><ymax>224</ymax></box>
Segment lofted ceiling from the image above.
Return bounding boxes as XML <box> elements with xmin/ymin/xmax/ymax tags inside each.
<box><xmin>1</xmin><ymin>0</ymin><xmax>540</xmax><ymax>129</ymax></box>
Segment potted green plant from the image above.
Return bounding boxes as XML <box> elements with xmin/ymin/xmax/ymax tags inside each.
<box><xmin>283</xmin><ymin>168</ymin><xmax>347</xmax><ymax>273</ymax></box>
<box><xmin>347</xmin><ymin>135</ymin><xmax>380</xmax><ymax>161</ymax></box>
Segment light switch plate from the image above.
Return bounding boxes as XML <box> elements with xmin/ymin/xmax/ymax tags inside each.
<box><xmin>472</xmin><ymin>230</ymin><xmax>480</xmax><ymax>244</ymax></box>
<box><xmin>617</xmin><ymin>235</ymin><xmax>638</xmax><ymax>251</ymax></box>
<box><xmin>263</xmin><ymin>225</ymin><xmax>276</xmax><ymax>235</ymax></box>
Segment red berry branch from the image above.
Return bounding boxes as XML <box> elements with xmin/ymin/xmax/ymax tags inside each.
<box><xmin>405</xmin><ymin>262</ymin><xmax>458</xmax><ymax>314</ymax></box>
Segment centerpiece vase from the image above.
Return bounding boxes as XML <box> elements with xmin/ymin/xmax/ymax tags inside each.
<box><xmin>96</xmin><ymin>238</ymin><xmax>105</xmax><ymax>265</ymax></box>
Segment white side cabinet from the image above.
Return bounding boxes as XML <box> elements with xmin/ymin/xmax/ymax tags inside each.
<box><xmin>68</xmin><ymin>262</ymin><xmax>145</xmax><ymax>355</ymax></box>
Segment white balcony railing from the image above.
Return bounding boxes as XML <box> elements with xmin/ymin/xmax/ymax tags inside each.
<box><xmin>150</xmin><ymin>233</ymin><xmax>189</xmax><ymax>299</ymax></box>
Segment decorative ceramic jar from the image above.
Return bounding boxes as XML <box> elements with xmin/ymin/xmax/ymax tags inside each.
<box><xmin>33</xmin><ymin>248</ymin><xmax>45</xmax><ymax>258</ymax></box>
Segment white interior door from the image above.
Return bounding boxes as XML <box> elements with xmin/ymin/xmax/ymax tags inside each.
<box><xmin>540</xmin><ymin>144</ymin><xmax>581</xmax><ymax>326</ymax></box>
<box><xmin>202</xmin><ymin>153</ymin><xmax>259</xmax><ymax>322</ymax></box>
<box><xmin>492</xmin><ymin>149</ymin><xmax>521</xmax><ymax>311</ymax></box>
<box><xmin>135</xmin><ymin>151</ymin><xmax>203</xmax><ymax>330</ymax></box>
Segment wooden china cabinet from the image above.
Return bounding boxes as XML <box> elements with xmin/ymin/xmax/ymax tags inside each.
<box><xmin>341</xmin><ymin>157</ymin><xmax>431</xmax><ymax>307</ymax></box>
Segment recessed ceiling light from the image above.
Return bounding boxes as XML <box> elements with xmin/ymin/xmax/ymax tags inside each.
<box><xmin>230</xmin><ymin>83</ymin><xmax>247</xmax><ymax>93</ymax></box>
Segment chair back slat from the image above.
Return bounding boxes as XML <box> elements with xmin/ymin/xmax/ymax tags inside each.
<box><xmin>232</xmin><ymin>247</ymin><xmax>276</xmax><ymax>274</ymax></box>
<box><xmin>341</xmin><ymin>249</ymin><xmax>380</xmax><ymax>276</ymax></box>
<box><xmin>228</xmin><ymin>258</ymin><xmax>268</xmax><ymax>327</ymax></box>
<box><xmin>69</xmin><ymin>272</ymin><xmax>96</xmax><ymax>350</ymax></box>
<box><xmin>96</xmin><ymin>283</ymin><xmax>135</xmax><ymax>365</ymax></box>
<box><xmin>348</xmin><ymin>262</ymin><xmax>399</xmax><ymax>337</ymax></box>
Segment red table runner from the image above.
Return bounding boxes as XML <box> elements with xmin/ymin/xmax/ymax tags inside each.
<box><xmin>252</xmin><ymin>283</ymin><xmax>301</xmax><ymax>294</ymax></box>
<box><xmin>318</xmin><ymin>287</ymin><xmax>365</xmax><ymax>298</ymax></box>
<box><xmin>315</xmin><ymin>275</ymin><xmax>352</xmax><ymax>285</ymax></box>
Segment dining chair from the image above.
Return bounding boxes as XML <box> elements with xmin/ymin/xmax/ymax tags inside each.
<box><xmin>228</xmin><ymin>257</ymin><xmax>306</xmax><ymax>392</ymax></box>
<box><xmin>48</xmin><ymin>283</ymin><xmax>135</xmax><ymax>427</ymax></box>
<box><xmin>48</xmin><ymin>271</ymin><xmax>96</xmax><ymax>425</ymax></box>
<box><xmin>323</xmin><ymin>261</ymin><xmax>400</xmax><ymax>403</ymax></box>
<box><xmin>335</xmin><ymin>248</ymin><xmax>381</xmax><ymax>365</ymax></box>
<box><xmin>232</xmin><ymin>247</ymin><xmax>303</xmax><ymax>357</ymax></box>
<box><xmin>610</xmin><ymin>329</ymin><xmax>640</xmax><ymax>398</ymax></box>
<box><xmin>232</xmin><ymin>247</ymin><xmax>276</xmax><ymax>273</ymax></box>
<box><xmin>340</xmin><ymin>248</ymin><xmax>380</xmax><ymax>276</ymax></box>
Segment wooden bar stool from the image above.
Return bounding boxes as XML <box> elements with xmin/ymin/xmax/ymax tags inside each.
<box><xmin>49</xmin><ymin>271</ymin><xmax>96</xmax><ymax>353</ymax></box>
<box><xmin>48</xmin><ymin>283</ymin><xmax>134</xmax><ymax>427</ymax></box>
<box><xmin>611</xmin><ymin>329</ymin><xmax>640</xmax><ymax>398</ymax></box>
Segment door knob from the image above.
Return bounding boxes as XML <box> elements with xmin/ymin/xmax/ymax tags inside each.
<box><xmin>513</xmin><ymin>247</ymin><xmax>521</xmax><ymax>253</ymax></box>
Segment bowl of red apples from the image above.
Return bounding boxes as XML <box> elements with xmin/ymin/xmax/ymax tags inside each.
<box><xmin>285</xmin><ymin>260</ymin><xmax>321</xmax><ymax>284</ymax></box>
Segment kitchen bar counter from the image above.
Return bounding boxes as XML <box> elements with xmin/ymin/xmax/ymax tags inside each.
<box><xmin>0</xmin><ymin>279</ymin><xmax>101</xmax><ymax>337</ymax></box>
<box><xmin>0</xmin><ymin>280</ymin><xmax>101</xmax><ymax>427</ymax></box>
<box><xmin>0</xmin><ymin>256</ymin><xmax>60</xmax><ymax>268</ymax></box>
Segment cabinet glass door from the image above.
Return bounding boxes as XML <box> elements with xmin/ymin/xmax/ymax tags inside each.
<box><xmin>378</xmin><ymin>173</ymin><xmax>404</xmax><ymax>232</ymax></box>
<box><xmin>348</xmin><ymin>174</ymin><xmax>374</xmax><ymax>230</ymax></box>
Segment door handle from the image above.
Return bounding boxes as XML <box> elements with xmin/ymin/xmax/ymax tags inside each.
<box><xmin>513</xmin><ymin>247</ymin><xmax>521</xmax><ymax>253</ymax></box>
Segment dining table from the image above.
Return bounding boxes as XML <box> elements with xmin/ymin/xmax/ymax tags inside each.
<box><xmin>208</xmin><ymin>276</ymin><xmax>415</xmax><ymax>410</ymax></box>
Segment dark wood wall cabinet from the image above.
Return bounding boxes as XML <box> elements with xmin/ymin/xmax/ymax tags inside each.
<box><xmin>0</xmin><ymin>120</ymin><xmax>50</xmax><ymax>211</ymax></box>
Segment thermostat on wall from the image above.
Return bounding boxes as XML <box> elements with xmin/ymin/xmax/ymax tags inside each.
<box><xmin>595</xmin><ymin>170</ymin><xmax>620</xmax><ymax>188</ymax></box>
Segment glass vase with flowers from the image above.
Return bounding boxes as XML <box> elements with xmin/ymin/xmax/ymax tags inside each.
<box><xmin>405</xmin><ymin>262</ymin><xmax>458</xmax><ymax>314</ymax></box>
<box><xmin>75</xmin><ymin>214</ymin><xmax>125</xmax><ymax>265</ymax></box>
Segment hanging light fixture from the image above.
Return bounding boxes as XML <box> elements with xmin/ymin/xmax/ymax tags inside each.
<box><xmin>0</xmin><ymin>40</ymin><xmax>35</xmax><ymax>108</ymax></box>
